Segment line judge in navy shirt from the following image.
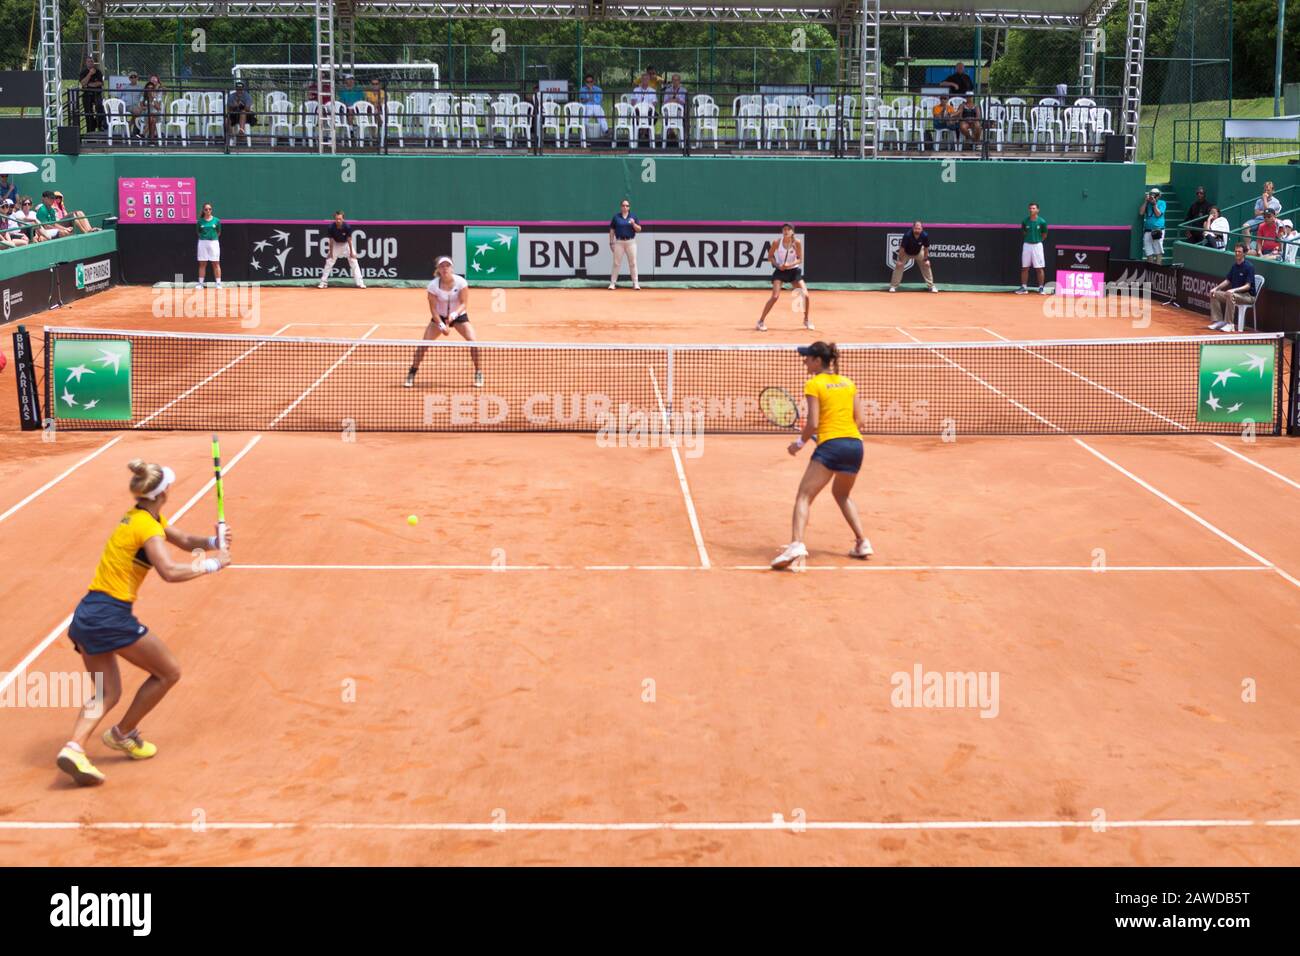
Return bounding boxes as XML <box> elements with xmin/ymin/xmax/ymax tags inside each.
<box><xmin>609</xmin><ymin>199</ymin><xmax>642</xmax><ymax>290</ymax></box>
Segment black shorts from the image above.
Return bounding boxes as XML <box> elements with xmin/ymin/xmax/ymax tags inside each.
<box><xmin>773</xmin><ymin>268</ymin><xmax>803</xmax><ymax>284</ymax></box>
<box><xmin>433</xmin><ymin>314</ymin><xmax>469</xmax><ymax>327</ymax></box>
<box><xmin>68</xmin><ymin>591</ymin><xmax>148</xmax><ymax>656</ymax></box>
<box><xmin>811</xmin><ymin>437</ymin><xmax>864</xmax><ymax>474</ymax></box>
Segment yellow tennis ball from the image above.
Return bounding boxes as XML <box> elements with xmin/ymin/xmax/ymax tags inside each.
<box><xmin>407</xmin><ymin>515</ymin><xmax>418</xmax><ymax>526</ymax></box>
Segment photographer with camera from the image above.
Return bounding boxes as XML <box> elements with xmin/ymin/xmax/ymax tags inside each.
<box><xmin>1140</xmin><ymin>188</ymin><xmax>1167</xmax><ymax>264</ymax></box>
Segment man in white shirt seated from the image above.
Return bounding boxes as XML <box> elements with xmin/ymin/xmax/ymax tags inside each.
<box><xmin>630</xmin><ymin>73</ymin><xmax>657</xmax><ymax>147</ymax></box>
<box><xmin>631</xmin><ymin>73</ymin><xmax>657</xmax><ymax>107</ymax></box>
<box><xmin>577</xmin><ymin>74</ymin><xmax>608</xmax><ymax>138</ymax></box>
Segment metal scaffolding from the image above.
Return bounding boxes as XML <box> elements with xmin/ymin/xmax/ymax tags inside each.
<box><xmin>39</xmin><ymin>0</ymin><xmax>64</xmax><ymax>150</ymax></box>
<box><xmin>60</xmin><ymin>0</ymin><xmax>1150</xmax><ymax>160</ymax></box>
<box><xmin>1121</xmin><ymin>0</ymin><xmax>1149</xmax><ymax>162</ymax></box>
<box><xmin>314</xmin><ymin>0</ymin><xmax>336</xmax><ymax>153</ymax></box>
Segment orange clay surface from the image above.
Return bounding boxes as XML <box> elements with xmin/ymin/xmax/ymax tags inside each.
<box><xmin>1</xmin><ymin>286</ymin><xmax>1298</xmax><ymax>866</ymax></box>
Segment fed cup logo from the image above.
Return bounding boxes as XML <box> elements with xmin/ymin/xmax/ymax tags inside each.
<box><xmin>3</xmin><ymin>288</ymin><xmax>9</xmax><ymax>322</ymax></box>
<box><xmin>886</xmin><ymin>233</ymin><xmax>913</xmax><ymax>273</ymax></box>
<box><xmin>250</xmin><ymin>229</ymin><xmax>293</xmax><ymax>277</ymax></box>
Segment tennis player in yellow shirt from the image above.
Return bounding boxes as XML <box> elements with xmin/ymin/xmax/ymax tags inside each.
<box><xmin>771</xmin><ymin>341</ymin><xmax>872</xmax><ymax>569</ymax></box>
<box><xmin>56</xmin><ymin>459</ymin><xmax>231</xmax><ymax>787</ymax></box>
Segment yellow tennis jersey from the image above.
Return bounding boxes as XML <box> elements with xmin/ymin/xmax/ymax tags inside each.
<box><xmin>804</xmin><ymin>373</ymin><xmax>862</xmax><ymax>443</ymax></box>
<box><xmin>88</xmin><ymin>508</ymin><xmax>169</xmax><ymax>603</ymax></box>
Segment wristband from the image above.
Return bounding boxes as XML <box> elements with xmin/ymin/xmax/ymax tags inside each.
<box><xmin>794</xmin><ymin>438</ymin><xmax>806</xmax><ymax>449</ymax></box>
<box><xmin>202</xmin><ymin>558</ymin><xmax>222</xmax><ymax>574</ymax></box>
<box><xmin>206</xmin><ymin>535</ymin><xmax>218</xmax><ymax>549</ymax></box>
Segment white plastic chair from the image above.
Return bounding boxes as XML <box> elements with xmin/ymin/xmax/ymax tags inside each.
<box><xmin>762</xmin><ymin>102</ymin><xmax>791</xmax><ymax>149</ymax></box>
<box><xmin>382</xmin><ymin>99</ymin><xmax>405</xmax><ymax>147</ymax></box>
<box><xmin>1030</xmin><ymin>105</ymin><xmax>1061</xmax><ymax>151</ymax></box>
<box><xmin>1062</xmin><ymin>106</ymin><xmax>1090</xmax><ymax>149</ymax></box>
<box><xmin>266</xmin><ymin>92</ymin><xmax>298</xmax><ymax>146</ymax></box>
<box><xmin>562</xmin><ymin>101</ymin><xmax>586</xmax><ymax>147</ymax></box>
<box><xmin>352</xmin><ymin>100</ymin><xmax>378</xmax><ymax>145</ymax></box>
<box><xmin>660</xmin><ymin>101</ymin><xmax>685</xmax><ymax>148</ymax></box>
<box><xmin>611</xmin><ymin>101</ymin><xmax>635</xmax><ymax>147</ymax></box>
<box><xmin>737</xmin><ymin>103</ymin><xmax>763</xmax><ymax>148</ymax></box>
<box><xmin>1230</xmin><ymin>274</ymin><xmax>1265</xmax><ymax>332</ymax></box>
<box><xmin>201</xmin><ymin>92</ymin><xmax>225</xmax><ymax>140</ymax></box>
<box><xmin>456</xmin><ymin>99</ymin><xmax>481</xmax><ymax>148</ymax></box>
<box><xmin>985</xmin><ymin>100</ymin><xmax>1007</xmax><ymax>152</ymax></box>
<box><xmin>509</xmin><ymin>101</ymin><xmax>534</xmax><ymax>148</ymax></box>
<box><xmin>797</xmin><ymin>103</ymin><xmax>823</xmax><ymax>149</ymax></box>
<box><xmin>876</xmin><ymin>103</ymin><xmax>903</xmax><ymax>150</ymax></box>
<box><xmin>489</xmin><ymin>99</ymin><xmax>513</xmax><ymax>146</ymax></box>
<box><xmin>693</xmin><ymin>102</ymin><xmax>719</xmax><ymax>147</ymax></box>
<box><xmin>692</xmin><ymin>93</ymin><xmax>715</xmax><ymax>114</ymax></box>
<box><xmin>1089</xmin><ymin>106</ymin><xmax>1113</xmax><ymax>147</ymax></box>
<box><xmin>1003</xmin><ymin>97</ymin><xmax>1030</xmax><ymax>145</ymax></box>
<box><xmin>162</xmin><ymin>98</ymin><xmax>190</xmax><ymax>145</ymax></box>
<box><xmin>541</xmin><ymin>100</ymin><xmax>563</xmax><ymax>145</ymax></box>
<box><xmin>329</xmin><ymin>100</ymin><xmax>354</xmax><ymax>146</ymax></box>
<box><xmin>101</xmin><ymin>98</ymin><xmax>131</xmax><ymax>144</ymax></box>
<box><xmin>628</xmin><ymin>100</ymin><xmax>654</xmax><ymax>149</ymax></box>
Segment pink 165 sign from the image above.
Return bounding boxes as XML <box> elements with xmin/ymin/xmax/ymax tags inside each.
<box><xmin>118</xmin><ymin>178</ymin><xmax>196</xmax><ymax>224</ymax></box>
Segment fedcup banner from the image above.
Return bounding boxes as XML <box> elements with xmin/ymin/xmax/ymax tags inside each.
<box><xmin>50</xmin><ymin>339</ymin><xmax>132</xmax><ymax>421</ymax></box>
<box><xmin>117</xmin><ymin>221</ymin><xmax>1131</xmax><ymax>285</ymax></box>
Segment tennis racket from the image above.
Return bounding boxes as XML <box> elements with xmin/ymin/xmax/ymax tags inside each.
<box><xmin>211</xmin><ymin>434</ymin><xmax>228</xmax><ymax>551</ymax></box>
<box><xmin>759</xmin><ymin>386</ymin><xmax>800</xmax><ymax>429</ymax></box>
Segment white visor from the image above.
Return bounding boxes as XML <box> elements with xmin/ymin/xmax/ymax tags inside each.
<box><xmin>142</xmin><ymin>466</ymin><xmax>176</xmax><ymax>500</ymax></box>
<box><xmin>435</xmin><ymin>256</ymin><xmax>453</xmax><ymax>268</ymax></box>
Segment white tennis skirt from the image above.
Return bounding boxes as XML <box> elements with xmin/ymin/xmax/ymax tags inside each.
<box><xmin>197</xmin><ymin>239</ymin><xmax>221</xmax><ymax>262</ymax></box>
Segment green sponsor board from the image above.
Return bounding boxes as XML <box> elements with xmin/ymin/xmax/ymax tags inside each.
<box><xmin>1196</xmin><ymin>344</ymin><xmax>1275</xmax><ymax>424</ymax></box>
<box><xmin>52</xmin><ymin>339</ymin><xmax>132</xmax><ymax>421</ymax></box>
<box><xmin>465</xmin><ymin>226</ymin><xmax>519</xmax><ymax>281</ymax></box>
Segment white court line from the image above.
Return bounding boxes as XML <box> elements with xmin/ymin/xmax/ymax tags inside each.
<box><xmin>0</xmin><ymin>436</ymin><xmax>124</xmax><ymax>525</ymax></box>
<box><xmin>895</xmin><ymin>328</ymin><xmax>1061</xmax><ymax>431</ymax></box>
<box><xmin>648</xmin><ymin>365</ymin><xmax>711</xmax><ymax>569</ymax></box>
<box><xmin>0</xmin><ymin>434</ymin><xmax>263</xmax><ymax>697</ymax></box>
<box><xmin>0</xmin><ymin>817</ymin><xmax>1294</xmax><ymax>833</ymax></box>
<box><xmin>892</xmin><ymin>335</ymin><xmax>1294</xmax><ymax>589</ymax></box>
<box><xmin>134</xmin><ymin>323</ymin><xmax>293</xmax><ymax>427</ymax></box>
<box><xmin>230</xmin><ymin>563</ymin><xmax>1270</xmax><ymax>573</ymax></box>
<box><xmin>1074</xmin><ymin>439</ymin><xmax>1300</xmax><ymax>590</ymax></box>
<box><xmin>1209</xmin><ymin>440</ymin><xmax>1300</xmax><ymax>491</ymax></box>
<box><xmin>980</xmin><ymin>327</ymin><xmax>1185</xmax><ymax>430</ymax></box>
<box><xmin>267</xmin><ymin>324</ymin><xmax>379</xmax><ymax>428</ymax></box>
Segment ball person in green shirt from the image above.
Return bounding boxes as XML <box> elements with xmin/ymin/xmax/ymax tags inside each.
<box><xmin>196</xmin><ymin>202</ymin><xmax>222</xmax><ymax>289</ymax></box>
<box><xmin>1017</xmin><ymin>202</ymin><xmax>1049</xmax><ymax>295</ymax></box>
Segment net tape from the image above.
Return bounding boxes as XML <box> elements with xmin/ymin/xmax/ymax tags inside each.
<box><xmin>42</xmin><ymin>327</ymin><xmax>1288</xmax><ymax>436</ymax></box>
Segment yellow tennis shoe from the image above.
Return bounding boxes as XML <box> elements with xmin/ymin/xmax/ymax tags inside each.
<box><xmin>102</xmin><ymin>727</ymin><xmax>158</xmax><ymax>760</ymax></box>
<box><xmin>57</xmin><ymin>746</ymin><xmax>106</xmax><ymax>786</ymax></box>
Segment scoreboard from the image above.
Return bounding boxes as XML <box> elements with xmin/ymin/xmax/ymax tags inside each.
<box><xmin>1054</xmin><ymin>245</ymin><xmax>1109</xmax><ymax>298</ymax></box>
<box><xmin>117</xmin><ymin>178</ymin><xmax>196</xmax><ymax>224</ymax></box>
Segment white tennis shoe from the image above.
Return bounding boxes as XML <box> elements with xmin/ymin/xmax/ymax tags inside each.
<box><xmin>849</xmin><ymin>538</ymin><xmax>874</xmax><ymax>559</ymax></box>
<box><xmin>770</xmin><ymin>541</ymin><xmax>809</xmax><ymax>570</ymax></box>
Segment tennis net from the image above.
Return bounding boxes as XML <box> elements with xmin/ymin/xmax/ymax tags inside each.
<box><xmin>39</xmin><ymin>326</ymin><xmax>1294</xmax><ymax>435</ymax></box>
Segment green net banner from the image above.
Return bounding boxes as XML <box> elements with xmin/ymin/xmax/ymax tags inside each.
<box><xmin>51</xmin><ymin>339</ymin><xmax>133</xmax><ymax>421</ymax></box>
<box><xmin>1196</xmin><ymin>343</ymin><xmax>1275</xmax><ymax>424</ymax></box>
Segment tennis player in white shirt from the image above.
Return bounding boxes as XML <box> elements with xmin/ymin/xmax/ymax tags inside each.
<box><xmin>404</xmin><ymin>256</ymin><xmax>483</xmax><ymax>388</ymax></box>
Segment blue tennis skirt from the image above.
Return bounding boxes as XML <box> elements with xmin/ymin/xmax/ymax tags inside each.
<box><xmin>812</xmin><ymin>437</ymin><xmax>864</xmax><ymax>474</ymax></box>
<box><xmin>68</xmin><ymin>591</ymin><xmax>148</xmax><ymax>656</ymax></box>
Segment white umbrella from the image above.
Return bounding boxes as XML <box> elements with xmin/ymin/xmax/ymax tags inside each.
<box><xmin>0</xmin><ymin>161</ymin><xmax>40</xmax><ymax>175</ymax></box>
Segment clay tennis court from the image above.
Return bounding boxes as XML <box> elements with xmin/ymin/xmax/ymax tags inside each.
<box><xmin>2</xmin><ymin>286</ymin><xmax>1299</xmax><ymax>866</ymax></box>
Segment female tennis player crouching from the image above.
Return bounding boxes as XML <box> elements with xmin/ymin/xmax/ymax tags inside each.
<box><xmin>771</xmin><ymin>342</ymin><xmax>872</xmax><ymax>569</ymax></box>
<box><xmin>56</xmin><ymin>459</ymin><xmax>231</xmax><ymax>787</ymax></box>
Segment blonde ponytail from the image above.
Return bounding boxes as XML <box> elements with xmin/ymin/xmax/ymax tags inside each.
<box><xmin>127</xmin><ymin>458</ymin><xmax>164</xmax><ymax>498</ymax></box>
